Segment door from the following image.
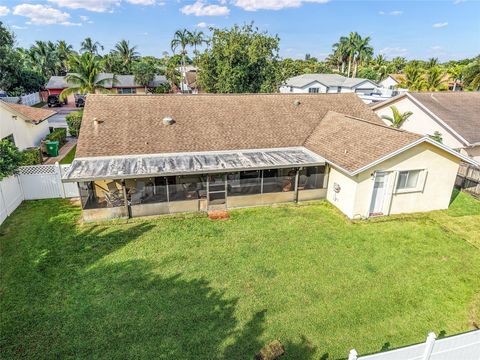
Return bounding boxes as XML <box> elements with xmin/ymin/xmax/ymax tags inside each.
<box><xmin>369</xmin><ymin>172</ymin><xmax>388</xmax><ymax>216</ymax></box>
<box><xmin>208</xmin><ymin>174</ymin><xmax>226</xmax><ymax>209</ymax></box>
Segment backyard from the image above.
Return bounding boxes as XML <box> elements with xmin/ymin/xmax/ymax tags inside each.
<box><xmin>0</xmin><ymin>192</ymin><xmax>479</xmax><ymax>359</ymax></box>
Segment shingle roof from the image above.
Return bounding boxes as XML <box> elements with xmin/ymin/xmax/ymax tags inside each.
<box><xmin>46</xmin><ymin>74</ymin><xmax>167</xmax><ymax>89</ymax></box>
<box><xmin>284</xmin><ymin>74</ymin><xmax>378</xmax><ymax>89</ymax></box>
<box><xmin>409</xmin><ymin>92</ymin><xmax>480</xmax><ymax>145</ymax></box>
<box><xmin>0</xmin><ymin>101</ymin><xmax>56</xmax><ymax>124</ymax></box>
<box><xmin>304</xmin><ymin>111</ymin><xmax>422</xmax><ymax>173</ymax></box>
<box><xmin>76</xmin><ymin>93</ymin><xmax>382</xmax><ymax>160</ymax></box>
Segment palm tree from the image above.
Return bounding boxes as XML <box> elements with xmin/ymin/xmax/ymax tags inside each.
<box><xmin>353</xmin><ymin>35</ymin><xmax>373</xmax><ymax>77</ymax></box>
<box><xmin>56</xmin><ymin>40</ymin><xmax>74</xmax><ymax>75</ymax></box>
<box><xmin>171</xmin><ymin>29</ymin><xmax>193</xmax><ymax>91</ymax></box>
<box><xmin>381</xmin><ymin>106</ymin><xmax>413</xmax><ymax>128</ymax></box>
<box><xmin>426</xmin><ymin>66</ymin><xmax>445</xmax><ymax>91</ymax></box>
<box><xmin>80</xmin><ymin>37</ymin><xmax>104</xmax><ymax>55</ymax></box>
<box><xmin>345</xmin><ymin>32</ymin><xmax>359</xmax><ymax>77</ymax></box>
<box><xmin>113</xmin><ymin>39</ymin><xmax>140</xmax><ymax>74</ymax></box>
<box><xmin>447</xmin><ymin>65</ymin><xmax>464</xmax><ymax>91</ymax></box>
<box><xmin>401</xmin><ymin>65</ymin><xmax>427</xmax><ymax>91</ymax></box>
<box><xmin>59</xmin><ymin>52</ymin><xmax>115</xmax><ymax>101</ymax></box>
<box><xmin>391</xmin><ymin>57</ymin><xmax>407</xmax><ymax>72</ymax></box>
<box><xmin>426</xmin><ymin>57</ymin><xmax>439</xmax><ymax>69</ymax></box>
<box><xmin>189</xmin><ymin>30</ymin><xmax>206</xmax><ymax>57</ymax></box>
<box><xmin>29</xmin><ymin>40</ymin><xmax>58</xmax><ymax>78</ymax></box>
<box><xmin>463</xmin><ymin>59</ymin><xmax>480</xmax><ymax>90</ymax></box>
<box><xmin>331</xmin><ymin>36</ymin><xmax>349</xmax><ymax>74</ymax></box>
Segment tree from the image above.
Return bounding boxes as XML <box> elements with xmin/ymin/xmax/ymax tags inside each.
<box><xmin>190</xmin><ymin>30</ymin><xmax>207</xmax><ymax>58</ymax></box>
<box><xmin>56</xmin><ymin>40</ymin><xmax>74</xmax><ymax>75</ymax></box>
<box><xmin>447</xmin><ymin>65</ymin><xmax>464</xmax><ymax>91</ymax></box>
<box><xmin>197</xmin><ymin>24</ymin><xmax>280</xmax><ymax>93</ymax></box>
<box><xmin>429</xmin><ymin>131</ymin><xmax>443</xmax><ymax>143</ymax></box>
<box><xmin>60</xmin><ymin>53</ymin><xmax>115</xmax><ymax>100</ymax></box>
<box><xmin>426</xmin><ymin>57</ymin><xmax>439</xmax><ymax>69</ymax></box>
<box><xmin>426</xmin><ymin>66</ymin><xmax>445</xmax><ymax>91</ymax></box>
<box><xmin>381</xmin><ymin>106</ymin><xmax>413</xmax><ymax>128</ymax></box>
<box><xmin>133</xmin><ymin>61</ymin><xmax>156</xmax><ymax>92</ymax></box>
<box><xmin>331</xmin><ymin>36</ymin><xmax>349</xmax><ymax>73</ymax></box>
<box><xmin>0</xmin><ymin>139</ymin><xmax>22</xmax><ymax>180</ymax></box>
<box><xmin>401</xmin><ymin>65</ymin><xmax>426</xmax><ymax>91</ymax></box>
<box><xmin>65</xmin><ymin>110</ymin><xmax>83</xmax><ymax>137</ymax></box>
<box><xmin>113</xmin><ymin>40</ymin><xmax>139</xmax><ymax>74</ymax></box>
<box><xmin>171</xmin><ymin>29</ymin><xmax>193</xmax><ymax>90</ymax></box>
<box><xmin>463</xmin><ymin>59</ymin><xmax>480</xmax><ymax>90</ymax></box>
<box><xmin>352</xmin><ymin>34</ymin><xmax>373</xmax><ymax>77</ymax></box>
<box><xmin>80</xmin><ymin>37</ymin><xmax>103</xmax><ymax>55</ymax></box>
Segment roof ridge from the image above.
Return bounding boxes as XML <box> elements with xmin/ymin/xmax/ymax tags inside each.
<box><xmin>342</xmin><ymin>113</ymin><xmax>421</xmax><ymax>137</ymax></box>
<box><xmin>88</xmin><ymin>92</ymin><xmax>360</xmax><ymax>97</ymax></box>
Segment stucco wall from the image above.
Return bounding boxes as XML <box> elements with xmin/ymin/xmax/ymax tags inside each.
<box><xmin>374</xmin><ymin>97</ymin><xmax>466</xmax><ymax>150</ymax></box>
<box><xmin>327</xmin><ymin>142</ymin><xmax>461</xmax><ymax>219</ymax></box>
<box><xmin>0</xmin><ymin>106</ymin><xmax>50</xmax><ymax>150</ymax></box>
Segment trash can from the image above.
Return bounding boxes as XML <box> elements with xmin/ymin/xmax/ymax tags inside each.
<box><xmin>45</xmin><ymin>141</ymin><xmax>59</xmax><ymax>157</ymax></box>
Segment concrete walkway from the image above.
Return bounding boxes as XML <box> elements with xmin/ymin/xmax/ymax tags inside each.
<box><xmin>44</xmin><ymin>138</ymin><xmax>77</xmax><ymax>164</ymax></box>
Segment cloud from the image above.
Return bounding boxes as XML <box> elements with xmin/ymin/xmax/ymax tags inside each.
<box><xmin>379</xmin><ymin>47</ymin><xmax>408</xmax><ymax>58</ymax></box>
<box><xmin>125</xmin><ymin>0</ymin><xmax>157</xmax><ymax>5</ymax></box>
<box><xmin>433</xmin><ymin>22</ymin><xmax>448</xmax><ymax>28</ymax></box>
<box><xmin>47</xmin><ymin>0</ymin><xmax>120</xmax><ymax>13</ymax></box>
<box><xmin>181</xmin><ymin>1</ymin><xmax>230</xmax><ymax>16</ymax></box>
<box><xmin>233</xmin><ymin>0</ymin><xmax>329</xmax><ymax>11</ymax></box>
<box><xmin>12</xmin><ymin>4</ymin><xmax>80</xmax><ymax>26</ymax></box>
<box><xmin>0</xmin><ymin>6</ymin><xmax>10</xmax><ymax>16</ymax></box>
<box><xmin>11</xmin><ymin>25</ymin><xmax>28</xmax><ymax>29</ymax></box>
<box><xmin>453</xmin><ymin>0</ymin><xmax>466</xmax><ymax>4</ymax></box>
<box><xmin>379</xmin><ymin>10</ymin><xmax>402</xmax><ymax>16</ymax></box>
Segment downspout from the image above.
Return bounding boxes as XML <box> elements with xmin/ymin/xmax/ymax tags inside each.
<box><xmin>294</xmin><ymin>168</ymin><xmax>300</xmax><ymax>203</ymax></box>
<box><xmin>121</xmin><ymin>180</ymin><xmax>131</xmax><ymax>218</ymax></box>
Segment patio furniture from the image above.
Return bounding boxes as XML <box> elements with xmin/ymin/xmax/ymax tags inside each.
<box><xmin>103</xmin><ymin>191</ymin><xmax>124</xmax><ymax>207</ymax></box>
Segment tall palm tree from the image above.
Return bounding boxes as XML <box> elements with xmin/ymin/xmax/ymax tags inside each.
<box><xmin>345</xmin><ymin>32</ymin><xmax>359</xmax><ymax>78</ymax></box>
<box><xmin>171</xmin><ymin>29</ymin><xmax>193</xmax><ymax>91</ymax></box>
<box><xmin>80</xmin><ymin>37</ymin><xmax>104</xmax><ymax>55</ymax></box>
<box><xmin>29</xmin><ymin>40</ymin><xmax>58</xmax><ymax>78</ymax></box>
<box><xmin>401</xmin><ymin>65</ymin><xmax>427</xmax><ymax>91</ymax></box>
<box><xmin>331</xmin><ymin>36</ymin><xmax>349</xmax><ymax>74</ymax></box>
<box><xmin>426</xmin><ymin>66</ymin><xmax>445</xmax><ymax>91</ymax></box>
<box><xmin>113</xmin><ymin>39</ymin><xmax>140</xmax><ymax>74</ymax></box>
<box><xmin>353</xmin><ymin>35</ymin><xmax>373</xmax><ymax>77</ymax></box>
<box><xmin>189</xmin><ymin>30</ymin><xmax>206</xmax><ymax>57</ymax></box>
<box><xmin>381</xmin><ymin>106</ymin><xmax>413</xmax><ymax>128</ymax></box>
<box><xmin>463</xmin><ymin>59</ymin><xmax>480</xmax><ymax>90</ymax></box>
<box><xmin>59</xmin><ymin>52</ymin><xmax>115</xmax><ymax>101</ymax></box>
<box><xmin>56</xmin><ymin>40</ymin><xmax>74</xmax><ymax>75</ymax></box>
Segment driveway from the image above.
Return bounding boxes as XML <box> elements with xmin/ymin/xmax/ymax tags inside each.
<box><xmin>46</xmin><ymin>104</ymin><xmax>78</xmax><ymax>131</ymax></box>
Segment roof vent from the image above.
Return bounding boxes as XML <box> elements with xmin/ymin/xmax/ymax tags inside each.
<box><xmin>163</xmin><ymin>116</ymin><xmax>175</xmax><ymax>126</ymax></box>
<box><xmin>293</xmin><ymin>99</ymin><xmax>301</xmax><ymax>106</ymax></box>
<box><xmin>93</xmin><ymin>117</ymin><xmax>104</xmax><ymax>124</ymax></box>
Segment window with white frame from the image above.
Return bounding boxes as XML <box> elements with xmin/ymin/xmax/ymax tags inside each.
<box><xmin>308</xmin><ymin>88</ymin><xmax>320</xmax><ymax>93</ymax></box>
<box><xmin>396</xmin><ymin>170</ymin><xmax>421</xmax><ymax>191</ymax></box>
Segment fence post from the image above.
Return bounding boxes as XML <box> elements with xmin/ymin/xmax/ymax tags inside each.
<box><xmin>421</xmin><ymin>332</ymin><xmax>436</xmax><ymax>360</ymax></box>
<box><xmin>56</xmin><ymin>162</ymin><xmax>66</xmax><ymax>198</ymax></box>
<box><xmin>348</xmin><ymin>349</ymin><xmax>358</xmax><ymax>360</ymax></box>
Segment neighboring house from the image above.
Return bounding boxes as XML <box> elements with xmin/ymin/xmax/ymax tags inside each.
<box><xmin>279</xmin><ymin>74</ymin><xmax>395</xmax><ymax>103</ymax></box>
<box><xmin>372</xmin><ymin>92</ymin><xmax>480</xmax><ymax>161</ymax></box>
<box><xmin>176</xmin><ymin>65</ymin><xmax>199</xmax><ymax>94</ymax></box>
<box><xmin>62</xmin><ymin>93</ymin><xmax>476</xmax><ymax>222</ymax></box>
<box><xmin>379</xmin><ymin>73</ymin><xmax>462</xmax><ymax>91</ymax></box>
<box><xmin>46</xmin><ymin>73</ymin><xmax>168</xmax><ymax>100</ymax></box>
<box><xmin>0</xmin><ymin>100</ymin><xmax>55</xmax><ymax>150</ymax></box>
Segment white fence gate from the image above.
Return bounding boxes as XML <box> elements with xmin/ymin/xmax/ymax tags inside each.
<box><xmin>0</xmin><ymin>163</ymin><xmax>79</xmax><ymax>225</ymax></box>
<box><xmin>349</xmin><ymin>330</ymin><xmax>480</xmax><ymax>360</ymax></box>
<box><xmin>2</xmin><ymin>92</ymin><xmax>41</xmax><ymax>106</ymax></box>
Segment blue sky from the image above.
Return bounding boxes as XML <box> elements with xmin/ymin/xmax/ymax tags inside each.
<box><xmin>1</xmin><ymin>0</ymin><xmax>479</xmax><ymax>61</ymax></box>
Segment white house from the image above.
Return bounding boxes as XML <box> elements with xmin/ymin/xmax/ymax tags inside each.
<box><xmin>279</xmin><ymin>74</ymin><xmax>397</xmax><ymax>103</ymax></box>
<box><xmin>0</xmin><ymin>101</ymin><xmax>55</xmax><ymax>150</ymax></box>
<box><xmin>372</xmin><ymin>92</ymin><xmax>480</xmax><ymax>161</ymax></box>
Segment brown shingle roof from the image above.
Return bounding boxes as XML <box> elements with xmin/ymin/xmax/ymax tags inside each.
<box><xmin>76</xmin><ymin>93</ymin><xmax>382</xmax><ymax>159</ymax></box>
<box><xmin>304</xmin><ymin>111</ymin><xmax>422</xmax><ymax>173</ymax></box>
<box><xmin>409</xmin><ymin>92</ymin><xmax>480</xmax><ymax>145</ymax></box>
<box><xmin>1</xmin><ymin>101</ymin><xmax>56</xmax><ymax>124</ymax></box>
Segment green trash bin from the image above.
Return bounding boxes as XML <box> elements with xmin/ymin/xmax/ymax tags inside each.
<box><xmin>45</xmin><ymin>140</ymin><xmax>59</xmax><ymax>157</ymax></box>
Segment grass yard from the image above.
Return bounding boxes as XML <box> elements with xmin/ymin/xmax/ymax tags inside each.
<box><xmin>1</xmin><ymin>192</ymin><xmax>479</xmax><ymax>359</ymax></box>
<box><xmin>59</xmin><ymin>145</ymin><xmax>76</xmax><ymax>164</ymax></box>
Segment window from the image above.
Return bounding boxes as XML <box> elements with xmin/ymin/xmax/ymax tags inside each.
<box><xmin>396</xmin><ymin>170</ymin><xmax>421</xmax><ymax>191</ymax></box>
<box><xmin>227</xmin><ymin>171</ymin><xmax>261</xmax><ymax>196</ymax></box>
<box><xmin>117</xmin><ymin>88</ymin><xmax>137</xmax><ymax>94</ymax></box>
<box><xmin>298</xmin><ymin>166</ymin><xmax>326</xmax><ymax>190</ymax></box>
<box><xmin>2</xmin><ymin>134</ymin><xmax>15</xmax><ymax>146</ymax></box>
<box><xmin>308</xmin><ymin>87</ymin><xmax>320</xmax><ymax>93</ymax></box>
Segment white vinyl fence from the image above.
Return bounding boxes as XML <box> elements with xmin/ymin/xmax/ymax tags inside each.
<box><xmin>0</xmin><ymin>163</ymin><xmax>79</xmax><ymax>225</ymax></box>
<box><xmin>348</xmin><ymin>330</ymin><xmax>480</xmax><ymax>360</ymax></box>
<box><xmin>2</xmin><ymin>92</ymin><xmax>41</xmax><ymax>106</ymax></box>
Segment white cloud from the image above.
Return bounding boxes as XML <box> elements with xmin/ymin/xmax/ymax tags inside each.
<box><xmin>378</xmin><ymin>11</ymin><xmax>385</xmax><ymax>15</ymax></box>
<box><xmin>125</xmin><ymin>0</ymin><xmax>157</xmax><ymax>5</ymax></box>
<box><xmin>48</xmin><ymin>0</ymin><xmax>120</xmax><ymax>13</ymax></box>
<box><xmin>181</xmin><ymin>1</ymin><xmax>230</xmax><ymax>16</ymax></box>
<box><xmin>433</xmin><ymin>22</ymin><xmax>448</xmax><ymax>28</ymax></box>
<box><xmin>13</xmin><ymin>4</ymin><xmax>78</xmax><ymax>26</ymax></box>
<box><xmin>0</xmin><ymin>6</ymin><xmax>10</xmax><ymax>16</ymax></box>
<box><xmin>11</xmin><ymin>25</ymin><xmax>28</xmax><ymax>29</ymax></box>
<box><xmin>80</xmin><ymin>15</ymin><xmax>89</xmax><ymax>21</ymax></box>
<box><xmin>453</xmin><ymin>0</ymin><xmax>466</xmax><ymax>4</ymax></box>
<box><xmin>233</xmin><ymin>0</ymin><xmax>329</xmax><ymax>11</ymax></box>
<box><xmin>379</xmin><ymin>10</ymin><xmax>402</xmax><ymax>16</ymax></box>
<box><xmin>197</xmin><ymin>21</ymin><xmax>208</xmax><ymax>27</ymax></box>
<box><xmin>379</xmin><ymin>47</ymin><xmax>408</xmax><ymax>58</ymax></box>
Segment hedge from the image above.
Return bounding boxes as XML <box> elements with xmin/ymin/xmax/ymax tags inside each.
<box><xmin>46</xmin><ymin>128</ymin><xmax>67</xmax><ymax>147</ymax></box>
<box><xmin>65</xmin><ymin>110</ymin><xmax>83</xmax><ymax>138</ymax></box>
<box><xmin>20</xmin><ymin>147</ymin><xmax>43</xmax><ymax>166</ymax></box>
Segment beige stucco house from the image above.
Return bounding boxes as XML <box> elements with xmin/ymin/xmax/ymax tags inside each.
<box><xmin>372</xmin><ymin>92</ymin><xmax>480</xmax><ymax>161</ymax></box>
<box><xmin>62</xmin><ymin>93</ymin><xmax>477</xmax><ymax>221</ymax></box>
<box><xmin>0</xmin><ymin>100</ymin><xmax>55</xmax><ymax>150</ymax></box>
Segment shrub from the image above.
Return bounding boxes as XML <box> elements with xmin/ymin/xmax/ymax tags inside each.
<box><xmin>46</xmin><ymin>128</ymin><xmax>67</xmax><ymax>147</ymax></box>
<box><xmin>65</xmin><ymin>110</ymin><xmax>83</xmax><ymax>138</ymax></box>
<box><xmin>20</xmin><ymin>147</ymin><xmax>43</xmax><ymax>166</ymax></box>
<box><xmin>0</xmin><ymin>140</ymin><xmax>22</xmax><ymax>180</ymax></box>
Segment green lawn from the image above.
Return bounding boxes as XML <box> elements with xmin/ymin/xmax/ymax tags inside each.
<box><xmin>1</xmin><ymin>192</ymin><xmax>479</xmax><ymax>359</ymax></box>
<box><xmin>59</xmin><ymin>145</ymin><xmax>76</xmax><ymax>164</ymax></box>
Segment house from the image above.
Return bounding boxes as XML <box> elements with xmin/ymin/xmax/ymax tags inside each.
<box><xmin>0</xmin><ymin>100</ymin><xmax>55</xmax><ymax>150</ymax></box>
<box><xmin>176</xmin><ymin>65</ymin><xmax>199</xmax><ymax>94</ymax></box>
<box><xmin>379</xmin><ymin>73</ymin><xmax>462</xmax><ymax>91</ymax></box>
<box><xmin>46</xmin><ymin>73</ymin><xmax>168</xmax><ymax>102</ymax></box>
<box><xmin>279</xmin><ymin>74</ymin><xmax>396</xmax><ymax>103</ymax></box>
<box><xmin>62</xmin><ymin>93</ymin><xmax>477</xmax><ymax>222</ymax></box>
<box><xmin>372</xmin><ymin>92</ymin><xmax>480</xmax><ymax>161</ymax></box>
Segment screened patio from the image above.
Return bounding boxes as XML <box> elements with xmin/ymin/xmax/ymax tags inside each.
<box><xmin>63</xmin><ymin>148</ymin><xmax>328</xmax><ymax>221</ymax></box>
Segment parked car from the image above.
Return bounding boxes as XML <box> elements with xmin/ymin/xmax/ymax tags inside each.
<box><xmin>47</xmin><ymin>94</ymin><xmax>67</xmax><ymax>107</ymax></box>
<box><xmin>74</xmin><ymin>94</ymin><xmax>85</xmax><ymax>108</ymax></box>
<box><xmin>0</xmin><ymin>90</ymin><xmax>7</xmax><ymax>98</ymax></box>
